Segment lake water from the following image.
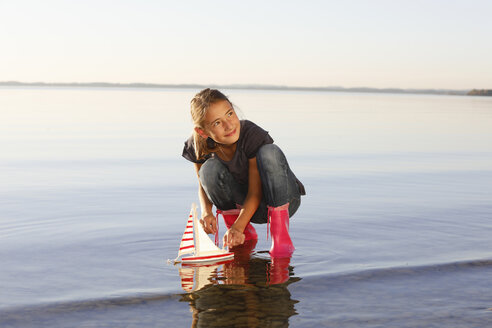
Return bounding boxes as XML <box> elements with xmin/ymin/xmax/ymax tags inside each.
<box><xmin>1</xmin><ymin>87</ymin><xmax>491</xmax><ymax>327</ymax></box>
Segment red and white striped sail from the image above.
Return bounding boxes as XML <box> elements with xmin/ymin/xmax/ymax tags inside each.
<box><xmin>176</xmin><ymin>209</ymin><xmax>195</xmax><ymax>258</ymax></box>
<box><xmin>174</xmin><ymin>203</ymin><xmax>234</xmax><ymax>264</ymax></box>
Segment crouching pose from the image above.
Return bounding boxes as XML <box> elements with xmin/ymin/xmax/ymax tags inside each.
<box><xmin>182</xmin><ymin>89</ymin><xmax>305</xmax><ymax>257</ymax></box>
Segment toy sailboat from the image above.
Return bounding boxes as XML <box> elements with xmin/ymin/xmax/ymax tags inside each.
<box><xmin>174</xmin><ymin>203</ymin><xmax>234</xmax><ymax>264</ymax></box>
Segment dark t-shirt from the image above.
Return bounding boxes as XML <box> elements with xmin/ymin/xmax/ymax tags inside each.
<box><xmin>182</xmin><ymin>120</ymin><xmax>305</xmax><ymax>195</ymax></box>
<box><xmin>182</xmin><ymin>120</ymin><xmax>273</xmax><ymax>185</ymax></box>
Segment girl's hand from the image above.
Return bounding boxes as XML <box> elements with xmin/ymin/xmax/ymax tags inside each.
<box><xmin>200</xmin><ymin>214</ymin><xmax>217</xmax><ymax>234</ymax></box>
<box><xmin>223</xmin><ymin>226</ymin><xmax>245</xmax><ymax>248</ymax></box>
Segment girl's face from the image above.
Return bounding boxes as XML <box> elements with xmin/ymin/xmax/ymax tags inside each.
<box><xmin>201</xmin><ymin>100</ymin><xmax>240</xmax><ymax>145</ymax></box>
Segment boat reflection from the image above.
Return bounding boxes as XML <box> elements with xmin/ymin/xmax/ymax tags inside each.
<box><xmin>178</xmin><ymin>240</ymin><xmax>300</xmax><ymax>328</ymax></box>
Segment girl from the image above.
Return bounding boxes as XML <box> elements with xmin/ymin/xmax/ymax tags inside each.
<box><xmin>182</xmin><ymin>89</ymin><xmax>305</xmax><ymax>257</ymax></box>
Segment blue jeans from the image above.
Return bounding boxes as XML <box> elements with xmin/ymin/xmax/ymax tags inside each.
<box><xmin>199</xmin><ymin>144</ymin><xmax>301</xmax><ymax>224</ymax></box>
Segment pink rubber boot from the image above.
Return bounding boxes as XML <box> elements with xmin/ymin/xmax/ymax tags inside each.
<box><xmin>268</xmin><ymin>203</ymin><xmax>295</xmax><ymax>258</ymax></box>
<box><xmin>217</xmin><ymin>209</ymin><xmax>258</xmax><ymax>241</ymax></box>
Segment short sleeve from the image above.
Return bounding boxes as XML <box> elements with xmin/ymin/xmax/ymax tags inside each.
<box><xmin>242</xmin><ymin>121</ymin><xmax>274</xmax><ymax>159</ymax></box>
<box><xmin>182</xmin><ymin>136</ymin><xmax>206</xmax><ymax>164</ymax></box>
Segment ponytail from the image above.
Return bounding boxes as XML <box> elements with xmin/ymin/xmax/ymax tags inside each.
<box><xmin>192</xmin><ymin>129</ymin><xmax>214</xmax><ymax>161</ymax></box>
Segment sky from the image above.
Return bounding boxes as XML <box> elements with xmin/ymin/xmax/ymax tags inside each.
<box><xmin>1</xmin><ymin>0</ymin><xmax>491</xmax><ymax>90</ymax></box>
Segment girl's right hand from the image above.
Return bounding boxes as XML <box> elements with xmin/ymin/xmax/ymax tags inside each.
<box><xmin>200</xmin><ymin>214</ymin><xmax>217</xmax><ymax>234</ymax></box>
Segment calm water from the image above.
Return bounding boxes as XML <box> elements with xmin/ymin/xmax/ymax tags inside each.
<box><xmin>1</xmin><ymin>87</ymin><xmax>491</xmax><ymax>327</ymax></box>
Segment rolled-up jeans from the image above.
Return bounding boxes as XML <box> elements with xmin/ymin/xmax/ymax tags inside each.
<box><xmin>198</xmin><ymin>144</ymin><xmax>301</xmax><ymax>224</ymax></box>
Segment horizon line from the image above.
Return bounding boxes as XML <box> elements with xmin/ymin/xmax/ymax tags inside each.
<box><xmin>0</xmin><ymin>81</ymin><xmax>483</xmax><ymax>96</ymax></box>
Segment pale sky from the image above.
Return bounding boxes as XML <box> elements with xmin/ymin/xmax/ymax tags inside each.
<box><xmin>1</xmin><ymin>0</ymin><xmax>491</xmax><ymax>90</ymax></box>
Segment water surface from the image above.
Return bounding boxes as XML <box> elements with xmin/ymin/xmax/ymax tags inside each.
<box><xmin>1</xmin><ymin>87</ymin><xmax>491</xmax><ymax>327</ymax></box>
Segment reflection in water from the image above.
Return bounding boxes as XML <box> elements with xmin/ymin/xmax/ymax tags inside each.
<box><xmin>178</xmin><ymin>240</ymin><xmax>300</xmax><ymax>328</ymax></box>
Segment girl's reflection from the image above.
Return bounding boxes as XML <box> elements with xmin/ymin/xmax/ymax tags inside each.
<box><xmin>179</xmin><ymin>240</ymin><xmax>300</xmax><ymax>328</ymax></box>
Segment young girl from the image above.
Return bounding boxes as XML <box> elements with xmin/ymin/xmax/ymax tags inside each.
<box><xmin>182</xmin><ymin>89</ymin><xmax>305</xmax><ymax>257</ymax></box>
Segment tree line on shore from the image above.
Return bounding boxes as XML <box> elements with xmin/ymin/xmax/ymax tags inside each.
<box><xmin>467</xmin><ymin>89</ymin><xmax>492</xmax><ymax>96</ymax></box>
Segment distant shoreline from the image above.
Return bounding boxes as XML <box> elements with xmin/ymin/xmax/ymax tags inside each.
<box><xmin>1</xmin><ymin>81</ymin><xmax>489</xmax><ymax>96</ymax></box>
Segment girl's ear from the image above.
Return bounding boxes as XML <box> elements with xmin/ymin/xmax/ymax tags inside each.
<box><xmin>194</xmin><ymin>127</ymin><xmax>208</xmax><ymax>139</ymax></box>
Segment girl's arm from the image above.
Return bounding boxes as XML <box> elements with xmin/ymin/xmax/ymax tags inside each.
<box><xmin>223</xmin><ymin>157</ymin><xmax>262</xmax><ymax>247</ymax></box>
<box><xmin>194</xmin><ymin>163</ymin><xmax>217</xmax><ymax>234</ymax></box>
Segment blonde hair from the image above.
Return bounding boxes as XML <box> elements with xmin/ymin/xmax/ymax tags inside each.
<box><xmin>190</xmin><ymin>88</ymin><xmax>232</xmax><ymax>161</ymax></box>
